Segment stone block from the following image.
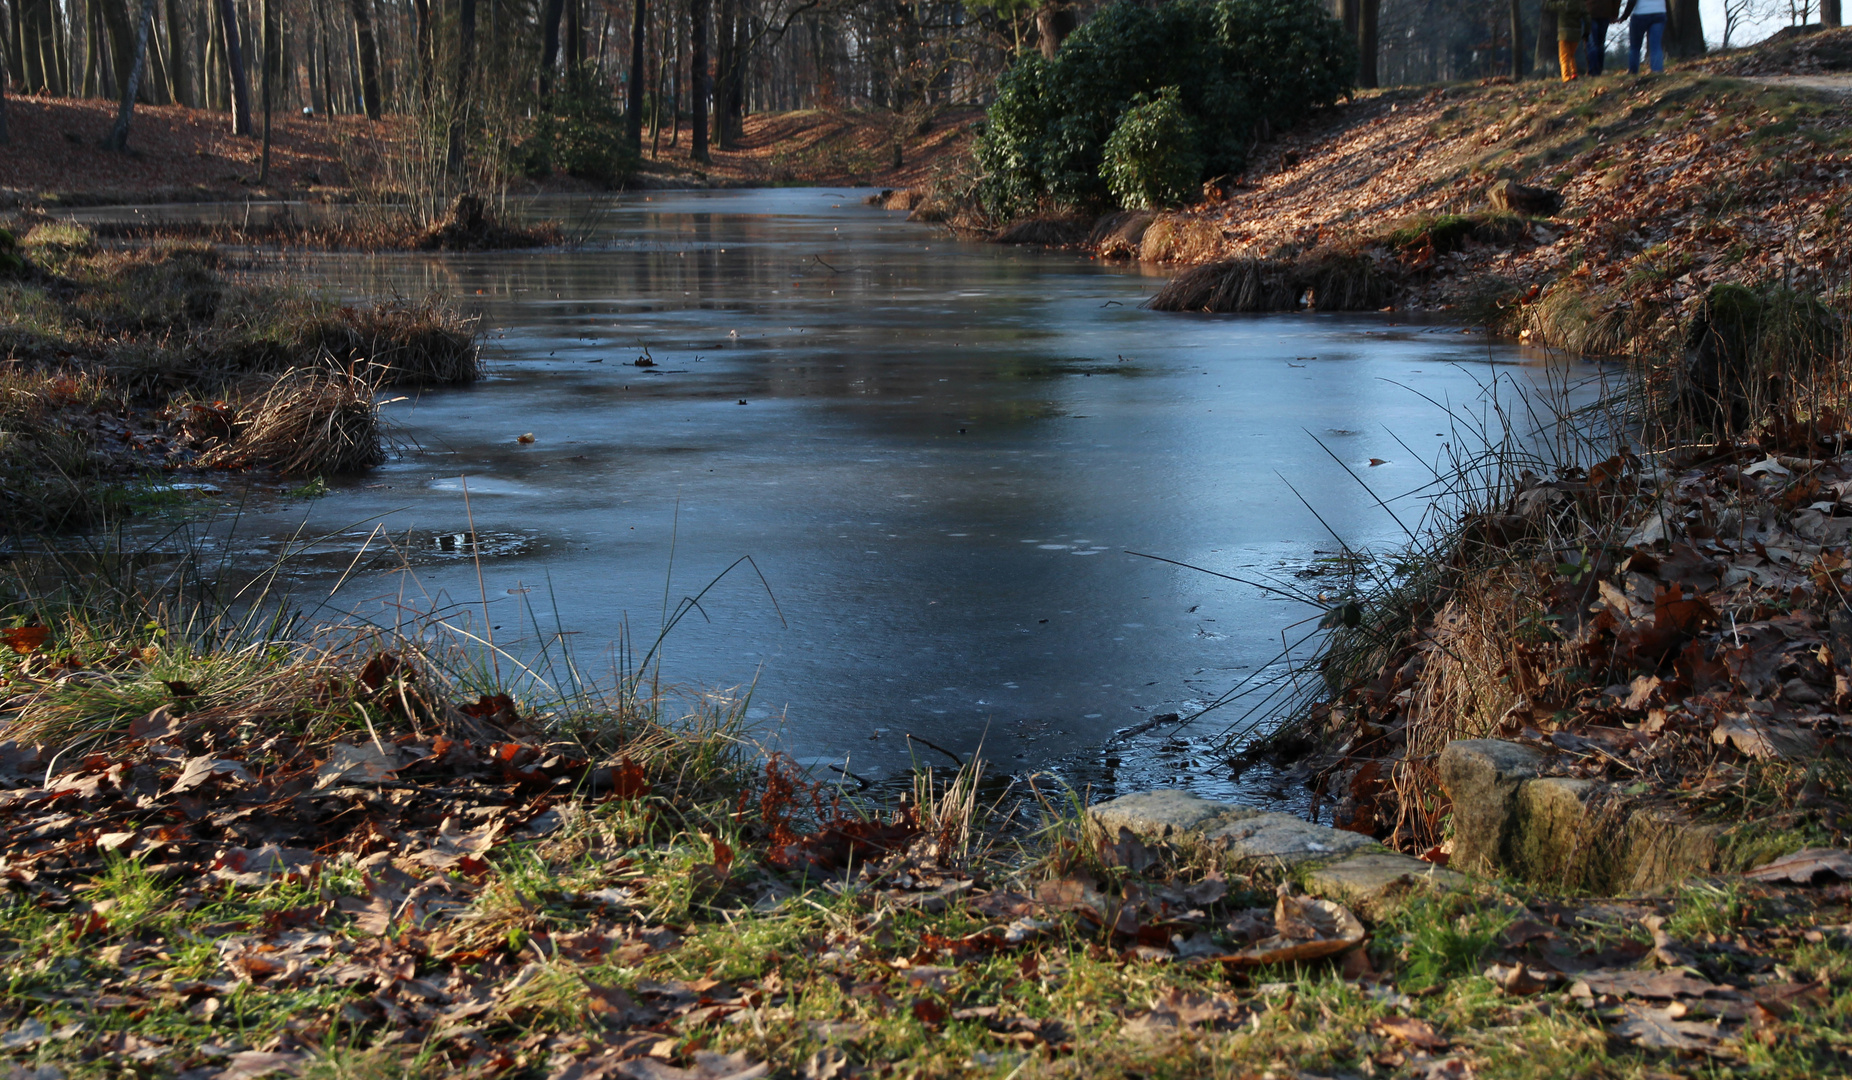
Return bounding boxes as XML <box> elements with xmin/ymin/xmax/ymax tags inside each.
<box><xmin>1510</xmin><ymin>776</ymin><xmax>1602</xmax><ymax>884</ymax></box>
<box><xmin>1437</xmin><ymin>739</ymin><xmax>1552</xmax><ymax>876</ymax></box>
<box><xmin>1086</xmin><ymin>790</ymin><xmax>1257</xmax><ymax>842</ymax></box>
<box><xmin>1305</xmin><ymin>853</ymin><xmax>1469</xmax><ymax>921</ymax></box>
<box><xmin>1441</xmin><ymin>738</ymin><xmax>1756</xmax><ymax>894</ymax></box>
<box><xmin>1623</xmin><ymin>805</ymin><xmax>1728</xmax><ymax>894</ymax></box>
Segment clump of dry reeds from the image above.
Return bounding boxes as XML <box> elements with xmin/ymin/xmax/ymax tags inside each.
<box><xmin>1090</xmin><ymin>210</ymin><xmax>1157</xmax><ymax>258</ymax></box>
<box><xmin>994</xmin><ymin>215</ymin><xmax>1092</xmax><ymax>246</ymax></box>
<box><xmin>1137</xmin><ymin>213</ymin><xmax>1226</xmax><ymax>265</ymax></box>
<box><xmin>346</xmin><ymin>299</ymin><xmax>483</xmax><ymax>387</ymax></box>
<box><xmin>82</xmin><ymin>208</ymin><xmax>563</xmax><ymax>254</ymax></box>
<box><xmin>201</xmin><ymin>366</ymin><xmax>384</xmax><ymax>477</ymax></box>
<box><xmin>1146</xmin><ymin>247</ymin><xmax>1396</xmax><ymax>312</ymax></box>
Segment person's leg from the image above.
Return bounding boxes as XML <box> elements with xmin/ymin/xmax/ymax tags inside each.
<box><xmin>1628</xmin><ymin>14</ymin><xmax>1645</xmax><ymax>74</ymax></box>
<box><xmin>1647</xmin><ymin>14</ymin><xmax>1665</xmax><ymax>73</ymax></box>
<box><xmin>1586</xmin><ymin>18</ymin><xmax>1608</xmax><ymax>75</ymax></box>
<box><xmin>1559</xmin><ymin>37</ymin><xmax>1580</xmax><ymax>80</ymax></box>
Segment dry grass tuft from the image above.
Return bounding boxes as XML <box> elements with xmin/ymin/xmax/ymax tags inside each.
<box><xmin>201</xmin><ymin>366</ymin><xmax>384</xmax><ymax>477</ymax></box>
<box><xmin>1137</xmin><ymin>213</ymin><xmax>1224</xmax><ymax>264</ymax></box>
<box><xmin>993</xmin><ymin>215</ymin><xmax>1091</xmax><ymax>246</ymax></box>
<box><xmin>1090</xmin><ymin>210</ymin><xmax>1157</xmax><ymax>258</ymax></box>
<box><xmin>1145</xmin><ymin>248</ymin><xmax>1395</xmax><ymax>312</ymax></box>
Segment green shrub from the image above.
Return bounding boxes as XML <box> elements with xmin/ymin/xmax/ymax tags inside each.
<box><xmin>522</xmin><ymin>81</ymin><xmax>639</xmax><ymax>188</ymax></box>
<box><xmin>1100</xmin><ymin>87</ymin><xmax>1204</xmax><ymax>209</ymax></box>
<box><xmin>0</xmin><ymin>229</ymin><xmax>27</xmax><ymax>278</ymax></box>
<box><xmin>974</xmin><ymin>0</ymin><xmax>1354</xmax><ymax>217</ymax></box>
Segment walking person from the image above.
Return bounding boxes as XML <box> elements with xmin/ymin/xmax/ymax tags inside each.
<box><xmin>1547</xmin><ymin>0</ymin><xmax>1588</xmax><ymax>81</ymax></box>
<box><xmin>1585</xmin><ymin>0</ymin><xmax>1619</xmax><ymax>74</ymax></box>
<box><xmin>1620</xmin><ymin>0</ymin><xmax>1667</xmax><ymax>74</ymax></box>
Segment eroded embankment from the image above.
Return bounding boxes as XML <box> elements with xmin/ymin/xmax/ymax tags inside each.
<box><xmin>982</xmin><ymin>38</ymin><xmax>1851</xmax><ymax>360</ymax></box>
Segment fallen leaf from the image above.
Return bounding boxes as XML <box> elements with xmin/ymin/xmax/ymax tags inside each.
<box><xmin>1</xmin><ymin>626</ymin><xmax>50</xmax><ymax>655</ymax></box>
<box><xmin>1484</xmin><ymin>962</ymin><xmax>1554</xmax><ymax>995</ymax></box>
<box><xmin>1571</xmin><ymin>968</ymin><xmax>1716</xmax><ymax>1000</ymax></box>
<box><xmin>1219</xmin><ymin>894</ymin><xmax>1364</xmax><ymax>966</ymax></box>
<box><xmin>170</xmin><ymin>756</ymin><xmax>254</xmax><ymax>794</ymax></box>
<box><xmin>216</xmin><ymin>1051</ymin><xmax>305</xmax><ymax>1080</ymax></box>
<box><xmin>1712</xmin><ymin>717</ymin><xmax>1821</xmax><ymax>760</ymax></box>
<box><xmin>314</xmin><ymin>742</ymin><xmax>404</xmax><ymax>788</ymax></box>
<box><xmin>614</xmin><ymin>1053</ymin><xmax>768</xmax><ymax>1080</ymax></box>
<box><xmin>1612</xmin><ymin>1003</ymin><xmax>1727</xmax><ymax>1051</ymax></box>
<box><xmin>1374</xmin><ymin>1015</ymin><xmax>1448</xmax><ymax>1050</ymax></box>
<box><xmin>1745</xmin><ymin>848</ymin><xmax>1852</xmax><ymax>884</ymax></box>
<box><xmin>799</xmin><ymin>1048</ymin><xmax>849</xmax><ymax>1080</ymax></box>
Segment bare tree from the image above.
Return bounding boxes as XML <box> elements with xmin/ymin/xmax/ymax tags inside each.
<box><xmin>1721</xmin><ymin>0</ymin><xmax>1774</xmax><ymax>46</ymax></box>
<box><xmin>626</xmin><ymin>0</ymin><xmax>645</xmax><ymax>146</ymax></box>
<box><xmin>691</xmin><ymin>0</ymin><xmax>708</xmax><ymax>161</ymax></box>
<box><xmin>350</xmin><ymin>0</ymin><xmax>381</xmax><ymax>118</ymax></box>
<box><xmin>540</xmin><ymin>0</ymin><xmax>567</xmax><ymax>94</ymax></box>
<box><xmin>447</xmin><ymin>0</ymin><xmax>477</xmax><ymax>176</ymax></box>
<box><xmin>0</xmin><ymin>0</ymin><xmax>10</xmax><ymax>147</ymax></box>
<box><xmin>1667</xmin><ymin>0</ymin><xmax>1705</xmax><ymax>56</ymax></box>
<box><xmin>217</xmin><ymin>0</ymin><xmax>252</xmax><ymax>133</ymax></box>
<box><xmin>101</xmin><ymin>0</ymin><xmax>154</xmax><ymax>150</ymax></box>
<box><xmin>259</xmin><ymin>0</ymin><xmax>274</xmax><ymax>180</ymax></box>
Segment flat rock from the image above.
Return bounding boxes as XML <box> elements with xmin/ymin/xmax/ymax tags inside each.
<box><xmin>1305</xmin><ymin>853</ymin><xmax>1468</xmax><ymax>920</ymax></box>
<box><xmin>1087</xmin><ymin>790</ymin><xmax>1258</xmax><ymax>841</ymax></box>
<box><xmin>1087</xmin><ymin>791</ymin><xmax>1377</xmax><ymax>869</ymax></box>
<box><xmin>1204</xmin><ymin>812</ymin><xmax>1378</xmax><ymax>868</ymax></box>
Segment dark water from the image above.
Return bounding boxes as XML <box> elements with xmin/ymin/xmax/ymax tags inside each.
<box><xmin>93</xmin><ymin>190</ymin><xmax>1610</xmax><ymax>808</ymax></box>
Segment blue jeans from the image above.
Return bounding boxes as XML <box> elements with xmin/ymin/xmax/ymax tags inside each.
<box><xmin>1628</xmin><ymin>12</ymin><xmax>1666</xmax><ymax>74</ymax></box>
<box><xmin>1584</xmin><ymin>18</ymin><xmax>1611</xmax><ymax>75</ymax></box>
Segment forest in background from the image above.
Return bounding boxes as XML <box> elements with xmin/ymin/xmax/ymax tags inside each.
<box><xmin>0</xmin><ymin>0</ymin><xmax>1841</xmax><ymax>196</ymax></box>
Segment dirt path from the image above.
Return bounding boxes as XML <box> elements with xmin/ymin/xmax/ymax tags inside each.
<box><xmin>1742</xmin><ymin>73</ymin><xmax>1852</xmax><ymax>96</ymax></box>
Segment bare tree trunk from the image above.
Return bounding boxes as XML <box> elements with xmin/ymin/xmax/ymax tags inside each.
<box><xmin>689</xmin><ymin>0</ymin><xmax>706</xmax><ymax>161</ymax></box>
<box><xmin>565</xmin><ymin>0</ymin><xmax>580</xmax><ymax>69</ymax></box>
<box><xmin>22</xmin><ymin>0</ymin><xmax>50</xmax><ymax>91</ymax></box>
<box><xmin>446</xmin><ymin>0</ymin><xmax>475</xmax><ymax>175</ymax></box>
<box><xmin>0</xmin><ymin>12</ymin><xmax>10</xmax><ymax>147</ymax></box>
<box><xmin>1032</xmin><ymin>0</ymin><xmax>1072</xmax><ymax>59</ymax></box>
<box><xmin>202</xmin><ymin>0</ymin><xmax>219</xmax><ymax>104</ymax></box>
<box><xmin>217</xmin><ymin>0</ymin><xmax>250</xmax><ymax>132</ymax></box>
<box><xmin>1823</xmin><ymin>0</ymin><xmax>1841</xmax><ymax>28</ymax></box>
<box><xmin>145</xmin><ymin>0</ymin><xmax>168</xmax><ymax>101</ymax></box>
<box><xmin>1534</xmin><ymin>2</ymin><xmax>1556</xmax><ymax>77</ymax></box>
<box><xmin>165</xmin><ymin>0</ymin><xmax>190</xmax><ymax>104</ymax></box>
<box><xmin>1510</xmin><ymin>0</ymin><xmax>1524</xmax><ymax>76</ymax></box>
<box><xmin>539</xmin><ymin>0</ymin><xmax>564</xmax><ymax>94</ymax></box>
<box><xmin>258</xmin><ymin>0</ymin><xmax>271</xmax><ymax>179</ymax></box>
<box><xmin>102</xmin><ymin>0</ymin><xmax>152</xmax><ymax>149</ymax></box>
<box><xmin>625</xmin><ymin>0</ymin><xmax>644</xmax><ymax>146</ymax></box>
<box><xmin>1667</xmin><ymin>0</ymin><xmax>1705</xmax><ymax>57</ymax></box>
<box><xmin>348</xmin><ymin>0</ymin><xmax>379</xmax><ymax>117</ymax></box>
<box><xmin>1356</xmin><ymin>0</ymin><xmax>1378</xmax><ymax>87</ymax></box>
<box><xmin>713</xmin><ymin>0</ymin><xmax>734</xmax><ymax>144</ymax></box>
<box><xmin>412</xmin><ymin>0</ymin><xmax>429</xmax><ymax>98</ymax></box>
